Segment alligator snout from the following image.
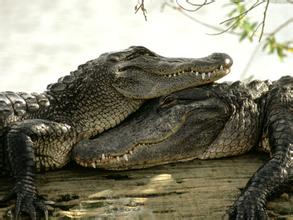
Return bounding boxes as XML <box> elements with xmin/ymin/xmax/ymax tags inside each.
<box><xmin>209</xmin><ymin>53</ymin><xmax>233</xmax><ymax>69</ymax></box>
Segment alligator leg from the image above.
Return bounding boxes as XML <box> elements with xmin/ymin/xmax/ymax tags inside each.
<box><xmin>228</xmin><ymin>86</ymin><xmax>293</xmax><ymax>219</ymax></box>
<box><xmin>0</xmin><ymin>119</ymin><xmax>75</xmax><ymax>220</ymax></box>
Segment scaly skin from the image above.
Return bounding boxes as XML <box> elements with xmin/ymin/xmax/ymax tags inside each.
<box><xmin>0</xmin><ymin>46</ymin><xmax>232</xmax><ymax>219</ymax></box>
<box><xmin>73</xmin><ymin>76</ymin><xmax>292</xmax><ymax>220</ymax></box>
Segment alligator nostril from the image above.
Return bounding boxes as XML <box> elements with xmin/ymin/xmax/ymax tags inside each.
<box><xmin>224</xmin><ymin>57</ymin><xmax>233</xmax><ymax>68</ymax></box>
<box><xmin>209</xmin><ymin>53</ymin><xmax>233</xmax><ymax>67</ymax></box>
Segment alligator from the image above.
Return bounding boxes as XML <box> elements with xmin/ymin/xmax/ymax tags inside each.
<box><xmin>0</xmin><ymin>46</ymin><xmax>233</xmax><ymax>219</ymax></box>
<box><xmin>73</xmin><ymin>76</ymin><xmax>293</xmax><ymax>220</ymax></box>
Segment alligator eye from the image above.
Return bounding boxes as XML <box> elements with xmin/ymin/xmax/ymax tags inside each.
<box><xmin>108</xmin><ymin>56</ymin><xmax>119</xmax><ymax>62</ymax></box>
<box><xmin>159</xmin><ymin>95</ymin><xmax>177</xmax><ymax>109</ymax></box>
<box><xmin>126</xmin><ymin>47</ymin><xmax>157</xmax><ymax>60</ymax></box>
<box><xmin>118</xmin><ymin>65</ymin><xmax>143</xmax><ymax>72</ymax></box>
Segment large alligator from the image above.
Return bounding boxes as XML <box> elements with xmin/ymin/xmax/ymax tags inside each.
<box><xmin>73</xmin><ymin>76</ymin><xmax>293</xmax><ymax>219</ymax></box>
<box><xmin>0</xmin><ymin>46</ymin><xmax>232</xmax><ymax>219</ymax></box>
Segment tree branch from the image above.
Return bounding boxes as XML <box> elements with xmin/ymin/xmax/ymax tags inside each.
<box><xmin>162</xmin><ymin>1</ymin><xmax>241</xmax><ymax>36</ymax></box>
<box><xmin>219</xmin><ymin>1</ymin><xmax>264</xmax><ymax>26</ymax></box>
<box><xmin>135</xmin><ymin>0</ymin><xmax>148</xmax><ymax>21</ymax></box>
<box><xmin>175</xmin><ymin>0</ymin><xmax>214</xmax><ymax>12</ymax></box>
<box><xmin>258</xmin><ymin>0</ymin><xmax>270</xmax><ymax>41</ymax></box>
<box><xmin>211</xmin><ymin>1</ymin><xmax>264</xmax><ymax>36</ymax></box>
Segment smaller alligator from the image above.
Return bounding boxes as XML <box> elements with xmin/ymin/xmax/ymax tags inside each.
<box><xmin>73</xmin><ymin>76</ymin><xmax>293</xmax><ymax>220</ymax></box>
<box><xmin>0</xmin><ymin>46</ymin><xmax>232</xmax><ymax>219</ymax></box>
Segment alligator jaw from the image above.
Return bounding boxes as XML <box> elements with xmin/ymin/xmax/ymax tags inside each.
<box><xmin>73</xmin><ymin>87</ymin><xmax>230</xmax><ymax>170</ymax></box>
<box><xmin>161</xmin><ymin>55</ymin><xmax>232</xmax><ymax>79</ymax></box>
<box><xmin>112</xmin><ymin>47</ymin><xmax>233</xmax><ymax>99</ymax></box>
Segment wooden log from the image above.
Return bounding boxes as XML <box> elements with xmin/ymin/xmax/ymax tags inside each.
<box><xmin>0</xmin><ymin>153</ymin><xmax>292</xmax><ymax>219</ymax></box>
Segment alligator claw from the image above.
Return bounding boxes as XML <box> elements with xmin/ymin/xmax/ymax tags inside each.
<box><xmin>0</xmin><ymin>188</ymin><xmax>48</xmax><ymax>220</ymax></box>
<box><xmin>228</xmin><ymin>196</ymin><xmax>268</xmax><ymax>220</ymax></box>
<box><xmin>15</xmin><ymin>194</ymin><xmax>48</xmax><ymax>220</ymax></box>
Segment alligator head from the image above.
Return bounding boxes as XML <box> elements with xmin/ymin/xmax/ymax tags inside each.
<box><xmin>73</xmin><ymin>85</ymin><xmax>233</xmax><ymax>169</ymax></box>
<box><xmin>44</xmin><ymin>46</ymin><xmax>232</xmax><ymax>139</ymax></box>
<box><xmin>100</xmin><ymin>46</ymin><xmax>233</xmax><ymax>99</ymax></box>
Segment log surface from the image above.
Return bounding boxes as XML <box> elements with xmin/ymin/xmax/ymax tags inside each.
<box><xmin>0</xmin><ymin>153</ymin><xmax>292</xmax><ymax>219</ymax></box>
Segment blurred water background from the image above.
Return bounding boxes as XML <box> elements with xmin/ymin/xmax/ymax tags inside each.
<box><xmin>0</xmin><ymin>0</ymin><xmax>292</xmax><ymax>92</ymax></box>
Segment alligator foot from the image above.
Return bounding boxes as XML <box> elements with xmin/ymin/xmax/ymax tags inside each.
<box><xmin>228</xmin><ymin>195</ymin><xmax>268</xmax><ymax>220</ymax></box>
<box><xmin>0</xmin><ymin>186</ymin><xmax>48</xmax><ymax>220</ymax></box>
<box><xmin>3</xmin><ymin>119</ymin><xmax>69</xmax><ymax>220</ymax></box>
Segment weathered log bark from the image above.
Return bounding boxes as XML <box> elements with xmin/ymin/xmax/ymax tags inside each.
<box><xmin>0</xmin><ymin>153</ymin><xmax>292</xmax><ymax>219</ymax></box>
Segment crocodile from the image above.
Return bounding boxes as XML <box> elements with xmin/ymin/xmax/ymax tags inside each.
<box><xmin>73</xmin><ymin>76</ymin><xmax>293</xmax><ymax>220</ymax></box>
<box><xmin>0</xmin><ymin>46</ymin><xmax>232</xmax><ymax>219</ymax></box>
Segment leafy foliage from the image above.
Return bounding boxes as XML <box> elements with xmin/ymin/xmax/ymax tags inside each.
<box><xmin>224</xmin><ymin>0</ymin><xmax>292</xmax><ymax>60</ymax></box>
<box><xmin>135</xmin><ymin>0</ymin><xmax>293</xmax><ymax>60</ymax></box>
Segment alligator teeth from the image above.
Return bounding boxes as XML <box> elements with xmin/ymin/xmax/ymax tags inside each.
<box><xmin>202</xmin><ymin>73</ymin><xmax>206</xmax><ymax>79</ymax></box>
<box><xmin>208</xmin><ymin>72</ymin><xmax>212</xmax><ymax>78</ymax></box>
<box><xmin>91</xmin><ymin>162</ymin><xmax>96</xmax><ymax>168</ymax></box>
<box><xmin>225</xmin><ymin>68</ymin><xmax>230</xmax><ymax>74</ymax></box>
<box><xmin>220</xmin><ymin>65</ymin><xmax>224</xmax><ymax>70</ymax></box>
<box><xmin>123</xmin><ymin>154</ymin><xmax>128</xmax><ymax>161</ymax></box>
<box><xmin>129</xmin><ymin>150</ymin><xmax>133</xmax><ymax>155</ymax></box>
<box><xmin>195</xmin><ymin>72</ymin><xmax>199</xmax><ymax>77</ymax></box>
<box><xmin>116</xmin><ymin>156</ymin><xmax>120</xmax><ymax>162</ymax></box>
<box><xmin>101</xmin><ymin>154</ymin><xmax>105</xmax><ymax>160</ymax></box>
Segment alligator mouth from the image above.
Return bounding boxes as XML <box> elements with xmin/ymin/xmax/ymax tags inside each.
<box><xmin>75</xmin><ymin>115</ymin><xmax>182</xmax><ymax>169</ymax></box>
<box><xmin>113</xmin><ymin>53</ymin><xmax>233</xmax><ymax>99</ymax></box>
<box><xmin>160</xmin><ymin>53</ymin><xmax>233</xmax><ymax>79</ymax></box>
<box><xmin>162</xmin><ymin>64</ymin><xmax>231</xmax><ymax>79</ymax></box>
<box><xmin>75</xmin><ymin>140</ymin><xmax>167</xmax><ymax>169</ymax></box>
<box><xmin>118</xmin><ymin>58</ymin><xmax>232</xmax><ymax>79</ymax></box>
<box><xmin>74</xmin><ymin>95</ymin><xmax>229</xmax><ymax>169</ymax></box>
<box><xmin>75</xmin><ymin>112</ymin><xmax>188</xmax><ymax>169</ymax></box>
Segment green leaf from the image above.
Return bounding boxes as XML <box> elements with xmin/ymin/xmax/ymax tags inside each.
<box><xmin>277</xmin><ymin>47</ymin><xmax>284</xmax><ymax>60</ymax></box>
<box><xmin>240</xmin><ymin>31</ymin><xmax>248</xmax><ymax>41</ymax></box>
